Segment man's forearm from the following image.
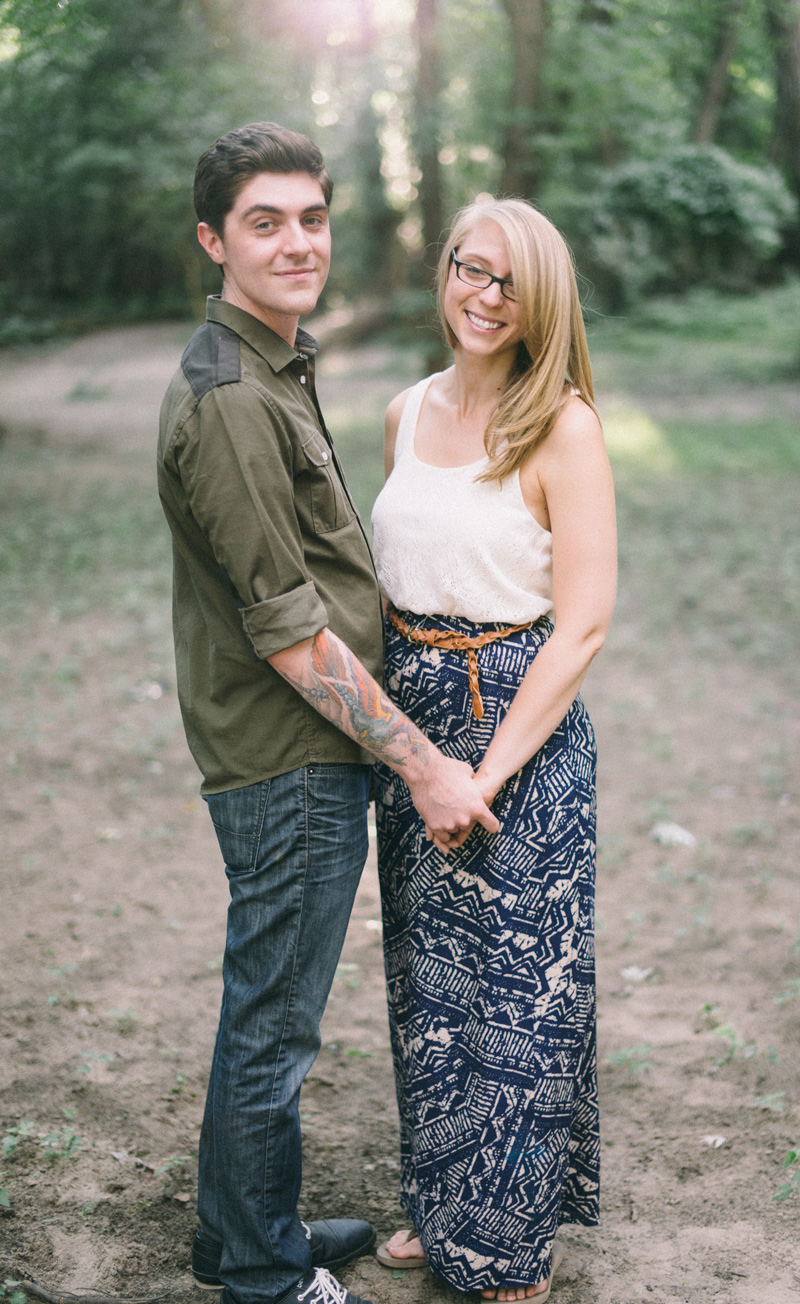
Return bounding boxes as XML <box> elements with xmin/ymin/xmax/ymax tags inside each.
<box><xmin>269</xmin><ymin>627</ymin><xmax>431</xmax><ymax>776</ymax></box>
<box><xmin>269</xmin><ymin>627</ymin><xmax>500</xmax><ymax>848</ymax></box>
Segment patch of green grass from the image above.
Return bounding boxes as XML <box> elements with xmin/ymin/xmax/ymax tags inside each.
<box><xmin>605</xmin><ymin>1044</ymin><xmax>655</xmax><ymax>1075</ymax></box>
<box><xmin>613</xmin><ymin>473</ymin><xmax>800</xmax><ymax>665</ymax></box>
<box><xmin>710</xmin><ymin>1023</ymin><xmax>758</xmax><ymax>1065</ymax></box>
<box><xmin>0</xmin><ymin>447</ymin><xmax>170</xmax><ymax>623</ymax></box>
<box><xmin>774</xmin><ymin>1147</ymin><xmax>800</xmax><ymax>1202</ymax></box>
<box><xmin>659</xmin><ymin>417</ymin><xmax>800</xmax><ymax>475</ymax></box>
<box><xmin>589</xmin><ymin>279</ymin><xmax>800</xmax><ymax>392</ymax></box>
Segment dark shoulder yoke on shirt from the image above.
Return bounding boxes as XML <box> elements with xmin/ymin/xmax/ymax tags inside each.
<box><xmin>181</xmin><ymin>322</ymin><xmax>241</xmax><ymax>401</ymax></box>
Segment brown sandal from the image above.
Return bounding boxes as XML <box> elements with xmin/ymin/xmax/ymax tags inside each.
<box><xmin>480</xmin><ymin>1241</ymin><xmax>565</xmax><ymax>1302</ymax></box>
<box><xmin>376</xmin><ymin>1230</ymin><xmax>427</xmax><ymax>1270</ymax></box>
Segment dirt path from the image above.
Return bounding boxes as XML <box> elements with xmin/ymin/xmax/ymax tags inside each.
<box><xmin>1</xmin><ymin>327</ymin><xmax>798</xmax><ymax>1304</ymax></box>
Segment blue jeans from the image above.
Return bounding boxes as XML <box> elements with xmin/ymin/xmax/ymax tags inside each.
<box><xmin>198</xmin><ymin>763</ymin><xmax>371</xmax><ymax>1304</ymax></box>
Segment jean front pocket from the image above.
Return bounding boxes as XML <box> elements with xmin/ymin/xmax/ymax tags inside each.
<box><xmin>204</xmin><ymin>779</ymin><xmax>271</xmax><ymax>873</ymax></box>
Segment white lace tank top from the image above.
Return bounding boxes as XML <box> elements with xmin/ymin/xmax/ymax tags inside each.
<box><xmin>371</xmin><ymin>374</ymin><xmax>553</xmax><ymax>623</ymax></box>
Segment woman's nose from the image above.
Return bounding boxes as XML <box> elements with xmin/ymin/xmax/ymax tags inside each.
<box><xmin>478</xmin><ymin>279</ymin><xmax>504</xmax><ymax>307</ymax></box>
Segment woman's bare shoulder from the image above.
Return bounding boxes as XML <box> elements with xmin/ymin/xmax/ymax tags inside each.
<box><xmin>385</xmin><ymin>385</ymin><xmax>415</xmax><ymax>435</ymax></box>
<box><xmin>384</xmin><ymin>385</ymin><xmax>415</xmax><ymax>476</ymax></box>
<box><xmin>555</xmin><ymin>393</ymin><xmax>602</xmax><ymax>436</ymax></box>
<box><xmin>538</xmin><ymin>394</ymin><xmax>605</xmax><ymax>462</ymax></box>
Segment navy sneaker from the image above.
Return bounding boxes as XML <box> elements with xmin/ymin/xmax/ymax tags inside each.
<box><xmin>219</xmin><ymin>1269</ymin><xmax>373</xmax><ymax>1304</ymax></box>
<box><xmin>192</xmin><ymin>1221</ymin><xmax>376</xmax><ymax>1290</ymax></box>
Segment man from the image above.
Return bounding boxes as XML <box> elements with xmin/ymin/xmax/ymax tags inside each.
<box><xmin>158</xmin><ymin>122</ymin><xmax>498</xmax><ymax>1304</ymax></box>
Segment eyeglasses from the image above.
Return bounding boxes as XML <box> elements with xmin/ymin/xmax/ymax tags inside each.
<box><xmin>449</xmin><ymin>249</ymin><xmax>517</xmax><ymax>302</ymax></box>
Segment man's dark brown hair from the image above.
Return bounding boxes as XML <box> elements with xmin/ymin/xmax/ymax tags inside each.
<box><xmin>194</xmin><ymin>122</ymin><xmax>333</xmax><ymax>235</ymax></box>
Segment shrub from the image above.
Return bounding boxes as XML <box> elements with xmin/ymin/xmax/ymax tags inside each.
<box><xmin>558</xmin><ymin>145</ymin><xmax>797</xmax><ymax>308</ymax></box>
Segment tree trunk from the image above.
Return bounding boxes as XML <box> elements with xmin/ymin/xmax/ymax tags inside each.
<box><xmin>499</xmin><ymin>0</ymin><xmax>547</xmax><ymax>198</ymax></box>
<box><xmin>352</xmin><ymin>0</ymin><xmax>402</xmax><ymax>293</ymax></box>
<box><xmin>695</xmin><ymin>0</ymin><xmax>744</xmax><ymax>145</ymax></box>
<box><xmin>766</xmin><ymin>0</ymin><xmax>800</xmax><ymax>206</ymax></box>
<box><xmin>413</xmin><ymin>0</ymin><xmax>444</xmax><ymax>266</ymax></box>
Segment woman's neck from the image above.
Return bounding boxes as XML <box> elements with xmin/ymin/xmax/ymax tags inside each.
<box><xmin>448</xmin><ymin>346</ymin><xmax>516</xmax><ymax>419</ymax></box>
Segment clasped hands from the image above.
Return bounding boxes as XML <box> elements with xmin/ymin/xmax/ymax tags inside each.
<box><xmin>407</xmin><ymin>753</ymin><xmax>501</xmax><ymax>857</ymax></box>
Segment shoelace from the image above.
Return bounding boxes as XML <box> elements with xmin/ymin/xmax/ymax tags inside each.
<box><xmin>296</xmin><ymin>1269</ymin><xmax>348</xmax><ymax>1304</ymax></box>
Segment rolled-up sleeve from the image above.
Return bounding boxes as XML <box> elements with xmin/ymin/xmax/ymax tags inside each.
<box><xmin>174</xmin><ymin>378</ymin><xmax>328</xmax><ymax>658</ymax></box>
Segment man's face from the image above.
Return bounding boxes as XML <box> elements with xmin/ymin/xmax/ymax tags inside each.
<box><xmin>197</xmin><ymin>171</ymin><xmax>331</xmax><ymax>342</ymax></box>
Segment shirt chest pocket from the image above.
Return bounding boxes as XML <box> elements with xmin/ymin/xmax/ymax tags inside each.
<box><xmin>300</xmin><ymin>433</ymin><xmax>356</xmax><ymax>535</ymax></box>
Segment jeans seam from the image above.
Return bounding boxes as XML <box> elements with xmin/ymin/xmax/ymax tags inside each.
<box><xmin>259</xmin><ymin>766</ymin><xmax>311</xmax><ymax>1263</ymax></box>
<box><xmin>250</xmin><ymin>780</ymin><xmax>272</xmax><ymax>871</ymax></box>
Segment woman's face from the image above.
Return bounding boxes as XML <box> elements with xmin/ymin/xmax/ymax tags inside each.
<box><xmin>444</xmin><ymin>219</ymin><xmax>522</xmax><ymax>362</ymax></box>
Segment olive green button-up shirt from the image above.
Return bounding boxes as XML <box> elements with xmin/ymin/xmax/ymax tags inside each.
<box><xmin>158</xmin><ymin>297</ymin><xmax>384</xmax><ymax>794</ymax></box>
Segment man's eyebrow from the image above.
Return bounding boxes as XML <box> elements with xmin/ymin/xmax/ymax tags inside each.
<box><xmin>240</xmin><ymin>203</ymin><xmax>329</xmax><ymax>220</ymax></box>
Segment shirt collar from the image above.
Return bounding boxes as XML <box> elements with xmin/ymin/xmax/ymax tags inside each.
<box><xmin>205</xmin><ymin>297</ymin><xmax>319</xmax><ymax>372</ymax></box>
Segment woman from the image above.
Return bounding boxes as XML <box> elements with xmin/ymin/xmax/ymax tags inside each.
<box><xmin>370</xmin><ymin>198</ymin><xmax>616</xmax><ymax>1302</ymax></box>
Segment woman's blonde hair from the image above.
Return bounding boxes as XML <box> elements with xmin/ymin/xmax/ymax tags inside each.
<box><xmin>436</xmin><ymin>197</ymin><xmax>596</xmax><ymax>483</ymax></box>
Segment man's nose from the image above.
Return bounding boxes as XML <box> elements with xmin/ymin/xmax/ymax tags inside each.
<box><xmin>281</xmin><ymin>221</ymin><xmax>313</xmax><ymax>257</ymax></box>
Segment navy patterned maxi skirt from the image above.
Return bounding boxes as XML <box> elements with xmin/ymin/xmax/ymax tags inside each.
<box><xmin>373</xmin><ymin>612</ymin><xmax>599</xmax><ymax>1292</ymax></box>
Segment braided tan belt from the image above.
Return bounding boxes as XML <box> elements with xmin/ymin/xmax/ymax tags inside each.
<box><xmin>387</xmin><ymin>606</ymin><xmax>532</xmax><ymax>720</ymax></box>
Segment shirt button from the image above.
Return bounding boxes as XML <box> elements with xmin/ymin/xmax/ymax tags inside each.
<box><xmin>300</xmin><ymin>376</ymin><xmax>306</xmax><ymax>384</ymax></box>
<box><xmin>322</xmin><ymin>451</ymin><xmax>329</xmax><ymax>461</ymax></box>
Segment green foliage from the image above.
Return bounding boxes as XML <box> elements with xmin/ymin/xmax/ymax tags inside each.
<box><xmin>39</xmin><ymin>1125</ymin><xmax>83</xmax><ymax>1158</ymax></box>
<box><xmin>773</xmin><ymin>1147</ymin><xmax>800</xmax><ymax>1201</ymax></box>
<box><xmin>710</xmin><ymin>1023</ymin><xmax>758</xmax><ymax>1064</ymax></box>
<box><xmin>0</xmin><ymin>1281</ymin><xmax>27</xmax><ymax>1304</ymax></box>
<box><xmin>559</xmin><ymin>145</ymin><xmax>796</xmax><ymax>307</ymax></box>
<box><xmin>0</xmin><ymin>0</ymin><xmax>319</xmax><ymax>319</ymax></box>
<box><xmin>774</xmin><ymin>977</ymin><xmax>800</xmax><ymax>1005</ymax></box>
<box><xmin>152</xmin><ymin>1153</ymin><xmax>192</xmax><ymax>1177</ymax></box>
<box><xmin>1</xmin><ymin>1121</ymin><xmax>35</xmax><ymax>1158</ymax></box>
<box><xmin>605</xmin><ymin>1044</ymin><xmax>655</xmax><ymax>1074</ymax></box>
<box><xmin>0</xmin><ymin>0</ymin><xmax>795</xmax><ymax>320</ymax></box>
<box><xmin>1</xmin><ymin>1119</ymin><xmax>81</xmax><ymax>1160</ymax></box>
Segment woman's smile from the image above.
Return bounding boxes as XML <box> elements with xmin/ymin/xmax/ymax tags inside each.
<box><xmin>464</xmin><ymin>309</ymin><xmax>505</xmax><ymax>332</ymax></box>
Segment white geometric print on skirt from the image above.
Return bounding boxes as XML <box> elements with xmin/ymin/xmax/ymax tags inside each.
<box><xmin>374</xmin><ymin>611</ymin><xmax>599</xmax><ymax>1292</ymax></box>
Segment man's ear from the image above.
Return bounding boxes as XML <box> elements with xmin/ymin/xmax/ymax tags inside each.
<box><xmin>197</xmin><ymin>221</ymin><xmax>226</xmax><ymax>266</ymax></box>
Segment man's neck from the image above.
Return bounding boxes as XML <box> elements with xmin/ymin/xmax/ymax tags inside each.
<box><xmin>221</xmin><ymin>285</ymin><xmax>298</xmax><ymax>346</ymax></box>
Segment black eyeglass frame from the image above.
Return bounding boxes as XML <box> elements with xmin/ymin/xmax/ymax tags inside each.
<box><xmin>449</xmin><ymin>248</ymin><xmax>517</xmax><ymax>302</ymax></box>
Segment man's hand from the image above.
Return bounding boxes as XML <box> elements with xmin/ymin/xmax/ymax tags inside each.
<box><xmin>410</xmin><ymin>752</ymin><xmax>500</xmax><ymax>855</ymax></box>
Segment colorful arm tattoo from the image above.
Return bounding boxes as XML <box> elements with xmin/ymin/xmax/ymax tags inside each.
<box><xmin>276</xmin><ymin>629</ymin><xmax>430</xmax><ymax>769</ymax></box>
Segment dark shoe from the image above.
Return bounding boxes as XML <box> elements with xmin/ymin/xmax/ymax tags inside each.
<box><xmin>220</xmin><ymin>1269</ymin><xmax>373</xmax><ymax>1304</ymax></box>
<box><xmin>192</xmin><ymin>1221</ymin><xmax>376</xmax><ymax>1290</ymax></box>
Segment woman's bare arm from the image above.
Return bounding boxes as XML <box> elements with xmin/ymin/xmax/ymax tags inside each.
<box><xmin>472</xmin><ymin>399</ymin><xmax>617</xmax><ymax>808</ymax></box>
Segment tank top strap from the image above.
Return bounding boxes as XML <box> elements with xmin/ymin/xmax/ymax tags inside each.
<box><xmin>394</xmin><ymin>373</ymin><xmax>439</xmax><ymax>462</ymax></box>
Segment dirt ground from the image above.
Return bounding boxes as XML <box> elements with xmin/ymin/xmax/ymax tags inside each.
<box><xmin>1</xmin><ymin>326</ymin><xmax>799</xmax><ymax>1304</ymax></box>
